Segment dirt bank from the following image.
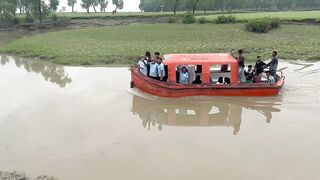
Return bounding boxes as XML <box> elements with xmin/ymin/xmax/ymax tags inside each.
<box><xmin>1</xmin><ymin>16</ymin><xmax>168</xmax><ymax>31</ymax></box>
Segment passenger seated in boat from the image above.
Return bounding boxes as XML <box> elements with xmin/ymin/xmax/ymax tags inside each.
<box><xmin>179</xmin><ymin>67</ymin><xmax>189</xmax><ymax>84</ymax></box>
<box><xmin>149</xmin><ymin>59</ymin><xmax>159</xmax><ymax>80</ymax></box>
<box><xmin>155</xmin><ymin>52</ymin><xmax>166</xmax><ymax>81</ymax></box>
<box><xmin>245</xmin><ymin>65</ymin><xmax>253</xmax><ymax>77</ymax></box>
<box><xmin>254</xmin><ymin>56</ymin><xmax>266</xmax><ymax>76</ymax></box>
<box><xmin>252</xmin><ymin>75</ymin><xmax>262</xmax><ymax>83</ymax></box>
<box><xmin>137</xmin><ymin>56</ymin><xmax>148</xmax><ymax>76</ymax></box>
<box><xmin>216</xmin><ymin>77</ymin><xmax>224</xmax><ymax>85</ymax></box>
<box><xmin>224</xmin><ymin>77</ymin><xmax>231</xmax><ymax>84</ymax></box>
<box><xmin>192</xmin><ymin>75</ymin><xmax>202</xmax><ymax>84</ymax></box>
<box><xmin>245</xmin><ymin>65</ymin><xmax>254</xmax><ymax>82</ymax></box>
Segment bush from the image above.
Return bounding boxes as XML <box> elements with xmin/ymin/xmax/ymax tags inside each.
<box><xmin>215</xmin><ymin>15</ymin><xmax>236</xmax><ymax>24</ymax></box>
<box><xmin>198</xmin><ymin>17</ymin><xmax>207</xmax><ymax>24</ymax></box>
<box><xmin>246</xmin><ymin>17</ymin><xmax>281</xmax><ymax>33</ymax></box>
<box><xmin>51</xmin><ymin>14</ymin><xmax>71</xmax><ymax>27</ymax></box>
<box><xmin>23</xmin><ymin>15</ymin><xmax>35</xmax><ymax>23</ymax></box>
<box><xmin>168</xmin><ymin>16</ymin><xmax>178</xmax><ymax>23</ymax></box>
<box><xmin>182</xmin><ymin>12</ymin><xmax>195</xmax><ymax>24</ymax></box>
<box><xmin>0</xmin><ymin>14</ymin><xmax>20</xmax><ymax>28</ymax></box>
<box><xmin>270</xmin><ymin>17</ymin><xmax>280</xmax><ymax>29</ymax></box>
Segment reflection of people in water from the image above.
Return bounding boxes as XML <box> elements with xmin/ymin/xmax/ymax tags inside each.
<box><xmin>227</xmin><ymin>104</ymin><xmax>242</xmax><ymax>135</ymax></box>
<box><xmin>0</xmin><ymin>55</ymin><xmax>72</xmax><ymax>88</ymax></box>
<box><xmin>131</xmin><ymin>95</ymin><xmax>281</xmax><ymax>135</ymax></box>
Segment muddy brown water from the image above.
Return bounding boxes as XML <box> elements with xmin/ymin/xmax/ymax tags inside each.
<box><xmin>1</xmin><ymin>55</ymin><xmax>320</xmax><ymax>180</ymax></box>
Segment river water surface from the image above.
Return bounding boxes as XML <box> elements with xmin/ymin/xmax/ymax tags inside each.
<box><xmin>1</xmin><ymin>55</ymin><xmax>320</xmax><ymax>180</ymax></box>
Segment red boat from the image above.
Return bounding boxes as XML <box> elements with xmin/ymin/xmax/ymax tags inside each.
<box><xmin>131</xmin><ymin>53</ymin><xmax>285</xmax><ymax>97</ymax></box>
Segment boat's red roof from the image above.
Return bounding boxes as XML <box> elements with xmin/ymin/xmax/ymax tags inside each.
<box><xmin>164</xmin><ymin>53</ymin><xmax>237</xmax><ymax>65</ymax></box>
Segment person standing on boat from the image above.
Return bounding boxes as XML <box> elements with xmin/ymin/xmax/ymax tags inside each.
<box><xmin>264</xmin><ymin>51</ymin><xmax>278</xmax><ymax>77</ymax></box>
<box><xmin>137</xmin><ymin>56</ymin><xmax>148</xmax><ymax>76</ymax></box>
<box><xmin>155</xmin><ymin>52</ymin><xmax>166</xmax><ymax>81</ymax></box>
<box><xmin>145</xmin><ymin>51</ymin><xmax>152</xmax><ymax>62</ymax></box>
<box><xmin>144</xmin><ymin>51</ymin><xmax>151</xmax><ymax>76</ymax></box>
<box><xmin>254</xmin><ymin>56</ymin><xmax>266</xmax><ymax>76</ymax></box>
<box><xmin>149</xmin><ymin>59</ymin><xmax>159</xmax><ymax>80</ymax></box>
<box><xmin>237</xmin><ymin>49</ymin><xmax>246</xmax><ymax>83</ymax></box>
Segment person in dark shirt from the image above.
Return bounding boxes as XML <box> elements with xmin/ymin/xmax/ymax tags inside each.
<box><xmin>254</xmin><ymin>56</ymin><xmax>266</xmax><ymax>76</ymax></box>
<box><xmin>192</xmin><ymin>75</ymin><xmax>202</xmax><ymax>84</ymax></box>
<box><xmin>264</xmin><ymin>51</ymin><xmax>279</xmax><ymax>76</ymax></box>
<box><xmin>224</xmin><ymin>77</ymin><xmax>231</xmax><ymax>84</ymax></box>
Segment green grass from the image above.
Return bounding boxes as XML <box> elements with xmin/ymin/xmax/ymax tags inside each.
<box><xmin>1</xmin><ymin>23</ymin><xmax>320</xmax><ymax>65</ymax></box>
<box><xmin>197</xmin><ymin>10</ymin><xmax>320</xmax><ymax>21</ymax></box>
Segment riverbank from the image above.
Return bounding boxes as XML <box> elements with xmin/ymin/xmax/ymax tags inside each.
<box><xmin>0</xmin><ymin>171</ymin><xmax>55</xmax><ymax>180</ymax></box>
<box><xmin>1</xmin><ymin>23</ymin><xmax>320</xmax><ymax>65</ymax></box>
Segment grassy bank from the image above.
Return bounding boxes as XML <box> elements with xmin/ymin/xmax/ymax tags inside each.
<box><xmin>197</xmin><ymin>10</ymin><xmax>320</xmax><ymax>21</ymax></box>
<box><xmin>1</xmin><ymin>23</ymin><xmax>320</xmax><ymax>65</ymax></box>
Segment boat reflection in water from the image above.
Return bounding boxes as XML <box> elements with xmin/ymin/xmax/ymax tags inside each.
<box><xmin>131</xmin><ymin>95</ymin><xmax>282</xmax><ymax>135</ymax></box>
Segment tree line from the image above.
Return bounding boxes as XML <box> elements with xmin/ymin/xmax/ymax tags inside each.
<box><xmin>0</xmin><ymin>0</ymin><xmax>124</xmax><ymax>17</ymax></box>
<box><xmin>140</xmin><ymin>0</ymin><xmax>320</xmax><ymax>14</ymax></box>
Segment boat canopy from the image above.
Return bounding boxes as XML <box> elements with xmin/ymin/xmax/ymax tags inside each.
<box><xmin>163</xmin><ymin>53</ymin><xmax>239</xmax><ymax>84</ymax></box>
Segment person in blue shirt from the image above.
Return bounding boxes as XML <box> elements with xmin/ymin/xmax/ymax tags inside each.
<box><xmin>149</xmin><ymin>59</ymin><xmax>159</xmax><ymax>80</ymax></box>
<box><xmin>179</xmin><ymin>67</ymin><xmax>189</xmax><ymax>84</ymax></box>
<box><xmin>155</xmin><ymin>52</ymin><xmax>166</xmax><ymax>81</ymax></box>
<box><xmin>137</xmin><ymin>56</ymin><xmax>148</xmax><ymax>76</ymax></box>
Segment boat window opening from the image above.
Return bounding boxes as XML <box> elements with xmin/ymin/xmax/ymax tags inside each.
<box><xmin>210</xmin><ymin>64</ymin><xmax>231</xmax><ymax>84</ymax></box>
<box><xmin>176</xmin><ymin>64</ymin><xmax>203</xmax><ymax>84</ymax></box>
<box><xmin>164</xmin><ymin>108</ymin><xmax>168</xmax><ymax>113</ymax></box>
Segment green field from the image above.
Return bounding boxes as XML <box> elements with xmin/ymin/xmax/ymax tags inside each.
<box><xmin>1</xmin><ymin>23</ymin><xmax>320</xmax><ymax>65</ymax></box>
<box><xmin>197</xmin><ymin>10</ymin><xmax>320</xmax><ymax>21</ymax></box>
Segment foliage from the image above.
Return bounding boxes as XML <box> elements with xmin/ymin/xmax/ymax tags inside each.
<box><xmin>67</xmin><ymin>0</ymin><xmax>77</xmax><ymax>12</ymax></box>
<box><xmin>0</xmin><ymin>14</ymin><xmax>19</xmax><ymax>28</ymax></box>
<box><xmin>182</xmin><ymin>12</ymin><xmax>195</xmax><ymax>24</ymax></box>
<box><xmin>0</xmin><ymin>0</ymin><xmax>17</xmax><ymax>15</ymax></box>
<box><xmin>2</xmin><ymin>24</ymin><xmax>320</xmax><ymax>65</ymax></box>
<box><xmin>28</xmin><ymin>0</ymin><xmax>51</xmax><ymax>23</ymax></box>
<box><xmin>215</xmin><ymin>15</ymin><xmax>236</xmax><ymax>24</ymax></box>
<box><xmin>168</xmin><ymin>16</ymin><xmax>178</xmax><ymax>23</ymax></box>
<box><xmin>23</xmin><ymin>14</ymin><xmax>35</xmax><ymax>23</ymax></box>
<box><xmin>198</xmin><ymin>17</ymin><xmax>207</xmax><ymax>24</ymax></box>
<box><xmin>49</xmin><ymin>0</ymin><xmax>60</xmax><ymax>12</ymax></box>
<box><xmin>245</xmin><ymin>17</ymin><xmax>281</xmax><ymax>33</ymax></box>
<box><xmin>198</xmin><ymin>11</ymin><xmax>320</xmax><ymax>21</ymax></box>
<box><xmin>270</xmin><ymin>17</ymin><xmax>280</xmax><ymax>28</ymax></box>
<box><xmin>142</xmin><ymin>0</ymin><xmax>320</xmax><ymax>13</ymax></box>
<box><xmin>112</xmin><ymin>0</ymin><xmax>124</xmax><ymax>11</ymax></box>
<box><xmin>98</xmin><ymin>0</ymin><xmax>108</xmax><ymax>12</ymax></box>
<box><xmin>51</xmin><ymin>14</ymin><xmax>70</xmax><ymax>27</ymax></box>
<box><xmin>139</xmin><ymin>0</ymin><xmax>144</xmax><ymax>12</ymax></box>
<box><xmin>81</xmin><ymin>0</ymin><xmax>91</xmax><ymax>13</ymax></box>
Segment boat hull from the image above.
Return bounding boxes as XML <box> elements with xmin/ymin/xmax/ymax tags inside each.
<box><xmin>131</xmin><ymin>67</ymin><xmax>284</xmax><ymax>98</ymax></box>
